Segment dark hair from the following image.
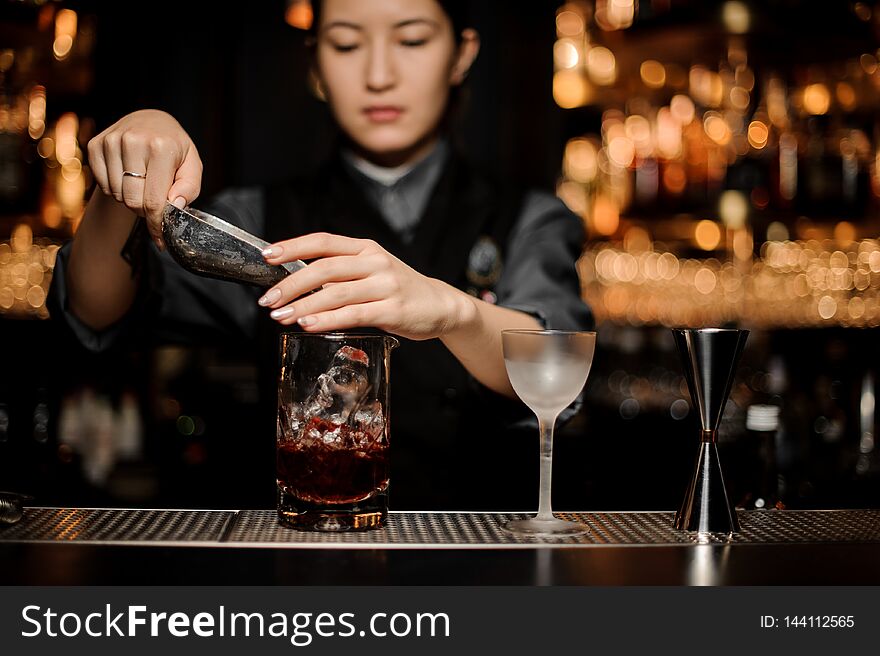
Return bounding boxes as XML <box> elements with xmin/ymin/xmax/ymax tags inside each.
<box><xmin>309</xmin><ymin>0</ymin><xmax>472</xmax><ymax>43</ymax></box>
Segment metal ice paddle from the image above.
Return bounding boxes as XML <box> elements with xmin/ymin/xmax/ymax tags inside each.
<box><xmin>162</xmin><ymin>201</ymin><xmax>306</xmax><ymax>287</ymax></box>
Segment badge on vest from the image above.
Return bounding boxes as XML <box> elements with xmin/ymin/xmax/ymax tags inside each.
<box><xmin>466</xmin><ymin>235</ymin><xmax>502</xmax><ymax>303</ymax></box>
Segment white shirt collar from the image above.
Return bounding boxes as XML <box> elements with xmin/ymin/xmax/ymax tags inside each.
<box><xmin>344</xmin><ymin>153</ymin><xmax>416</xmax><ymax>187</ymax></box>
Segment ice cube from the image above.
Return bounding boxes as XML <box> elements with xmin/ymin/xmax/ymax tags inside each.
<box><xmin>319</xmin><ymin>424</ymin><xmax>343</xmax><ymax>445</ymax></box>
<box><xmin>301</xmin><ymin>416</ymin><xmax>336</xmax><ymax>448</ymax></box>
<box><xmin>351</xmin><ymin>400</ymin><xmax>386</xmax><ymax>446</ymax></box>
<box><xmin>278</xmin><ymin>401</ymin><xmax>305</xmax><ymax>442</ymax></box>
<box><xmin>303</xmin><ymin>373</ymin><xmax>334</xmax><ymax>419</ymax></box>
<box><xmin>303</xmin><ymin>346</ymin><xmax>370</xmax><ymax>425</ymax></box>
<box><xmin>333</xmin><ymin>345</ymin><xmax>370</xmax><ymax>367</ymax></box>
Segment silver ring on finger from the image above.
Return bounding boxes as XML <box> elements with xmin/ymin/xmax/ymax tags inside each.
<box><xmin>122</xmin><ymin>170</ymin><xmax>147</xmax><ymax>179</ymax></box>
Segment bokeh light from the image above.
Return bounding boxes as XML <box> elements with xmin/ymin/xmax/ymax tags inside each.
<box><xmin>587</xmin><ymin>47</ymin><xmax>617</xmax><ymax>85</ymax></box>
<box><xmin>553</xmin><ymin>70</ymin><xmax>590</xmax><ymax>108</ymax></box>
<box><xmin>564</xmin><ymin>137</ymin><xmax>599</xmax><ymax>183</ymax></box>
<box><xmin>803</xmin><ymin>84</ymin><xmax>831</xmax><ymax>115</ymax></box>
<box><xmin>694</xmin><ymin>220</ymin><xmax>722</xmax><ymax>250</ymax></box>
<box><xmin>554</xmin><ymin>39</ymin><xmax>580</xmax><ymax>69</ymax></box>
<box><xmin>640</xmin><ymin>60</ymin><xmax>666</xmax><ymax>89</ymax></box>
<box><xmin>722</xmin><ymin>1</ymin><xmax>750</xmax><ymax>33</ymax></box>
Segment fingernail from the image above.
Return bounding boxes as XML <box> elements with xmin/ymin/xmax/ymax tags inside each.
<box><xmin>270</xmin><ymin>307</ymin><xmax>295</xmax><ymax>320</ymax></box>
<box><xmin>171</xmin><ymin>196</ymin><xmax>186</xmax><ymax>210</ymax></box>
<box><xmin>297</xmin><ymin>316</ymin><xmax>316</xmax><ymax>327</ymax></box>
<box><xmin>262</xmin><ymin>246</ymin><xmax>280</xmax><ymax>258</ymax></box>
<box><xmin>258</xmin><ymin>288</ymin><xmax>282</xmax><ymax>306</ymax></box>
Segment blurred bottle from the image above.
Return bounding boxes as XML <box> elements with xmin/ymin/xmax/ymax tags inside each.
<box><xmin>739</xmin><ymin>355</ymin><xmax>788</xmax><ymax>509</ymax></box>
<box><xmin>856</xmin><ymin>371</ymin><xmax>876</xmax><ymax>478</ymax></box>
<box><xmin>742</xmin><ymin>403</ymin><xmax>785</xmax><ymax>509</ymax></box>
<box><xmin>804</xmin><ymin>117</ymin><xmax>827</xmax><ymax>206</ymax></box>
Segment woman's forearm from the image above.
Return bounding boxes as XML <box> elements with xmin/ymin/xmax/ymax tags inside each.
<box><xmin>440</xmin><ymin>287</ymin><xmax>542</xmax><ymax>398</ymax></box>
<box><xmin>66</xmin><ymin>189</ymin><xmax>141</xmax><ymax>331</ymax></box>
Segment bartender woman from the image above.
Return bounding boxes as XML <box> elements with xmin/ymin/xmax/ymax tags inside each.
<box><xmin>50</xmin><ymin>0</ymin><xmax>592</xmax><ymax>509</ymax></box>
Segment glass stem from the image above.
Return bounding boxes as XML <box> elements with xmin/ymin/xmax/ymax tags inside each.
<box><xmin>536</xmin><ymin>414</ymin><xmax>557</xmax><ymax>522</ymax></box>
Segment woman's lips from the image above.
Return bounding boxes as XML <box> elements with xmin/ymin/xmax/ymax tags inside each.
<box><xmin>363</xmin><ymin>106</ymin><xmax>404</xmax><ymax>123</ymax></box>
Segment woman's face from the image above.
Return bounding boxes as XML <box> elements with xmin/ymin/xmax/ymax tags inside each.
<box><xmin>315</xmin><ymin>0</ymin><xmax>477</xmax><ymax>165</ymax></box>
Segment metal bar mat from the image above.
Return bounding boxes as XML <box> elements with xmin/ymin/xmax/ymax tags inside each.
<box><xmin>0</xmin><ymin>508</ymin><xmax>233</xmax><ymax>543</ymax></box>
<box><xmin>1</xmin><ymin>509</ymin><xmax>879</xmax><ymax>546</ymax></box>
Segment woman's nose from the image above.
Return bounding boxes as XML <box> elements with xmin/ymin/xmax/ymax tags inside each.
<box><xmin>365</xmin><ymin>42</ymin><xmax>397</xmax><ymax>92</ymax></box>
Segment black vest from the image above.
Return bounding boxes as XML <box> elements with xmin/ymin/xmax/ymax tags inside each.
<box><xmin>258</xmin><ymin>153</ymin><xmax>535</xmax><ymax>509</ymax></box>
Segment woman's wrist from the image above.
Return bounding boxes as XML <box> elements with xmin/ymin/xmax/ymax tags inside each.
<box><xmin>438</xmin><ymin>282</ymin><xmax>479</xmax><ymax>339</ymax></box>
<box><xmin>436</xmin><ymin>285</ymin><xmax>538</xmax><ymax>398</ymax></box>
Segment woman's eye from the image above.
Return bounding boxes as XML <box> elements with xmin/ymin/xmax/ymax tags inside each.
<box><xmin>332</xmin><ymin>43</ymin><xmax>359</xmax><ymax>53</ymax></box>
<box><xmin>400</xmin><ymin>39</ymin><xmax>428</xmax><ymax>47</ymax></box>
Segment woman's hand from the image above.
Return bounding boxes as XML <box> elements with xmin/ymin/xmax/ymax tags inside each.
<box><xmin>87</xmin><ymin>109</ymin><xmax>203</xmax><ymax>248</ymax></box>
<box><xmin>259</xmin><ymin>233</ymin><xmax>476</xmax><ymax>341</ymax></box>
<box><xmin>261</xmin><ymin>231</ymin><xmax>542</xmax><ymax>397</ymax></box>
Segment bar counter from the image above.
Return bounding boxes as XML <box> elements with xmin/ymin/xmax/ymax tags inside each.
<box><xmin>1</xmin><ymin>508</ymin><xmax>879</xmax><ymax>585</ymax></box>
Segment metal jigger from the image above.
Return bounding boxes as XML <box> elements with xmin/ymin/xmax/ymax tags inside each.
<box><xmin>673</xmin><ymin>328</ymin><xmax>749</xmax><ymax>534</ymax></box>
